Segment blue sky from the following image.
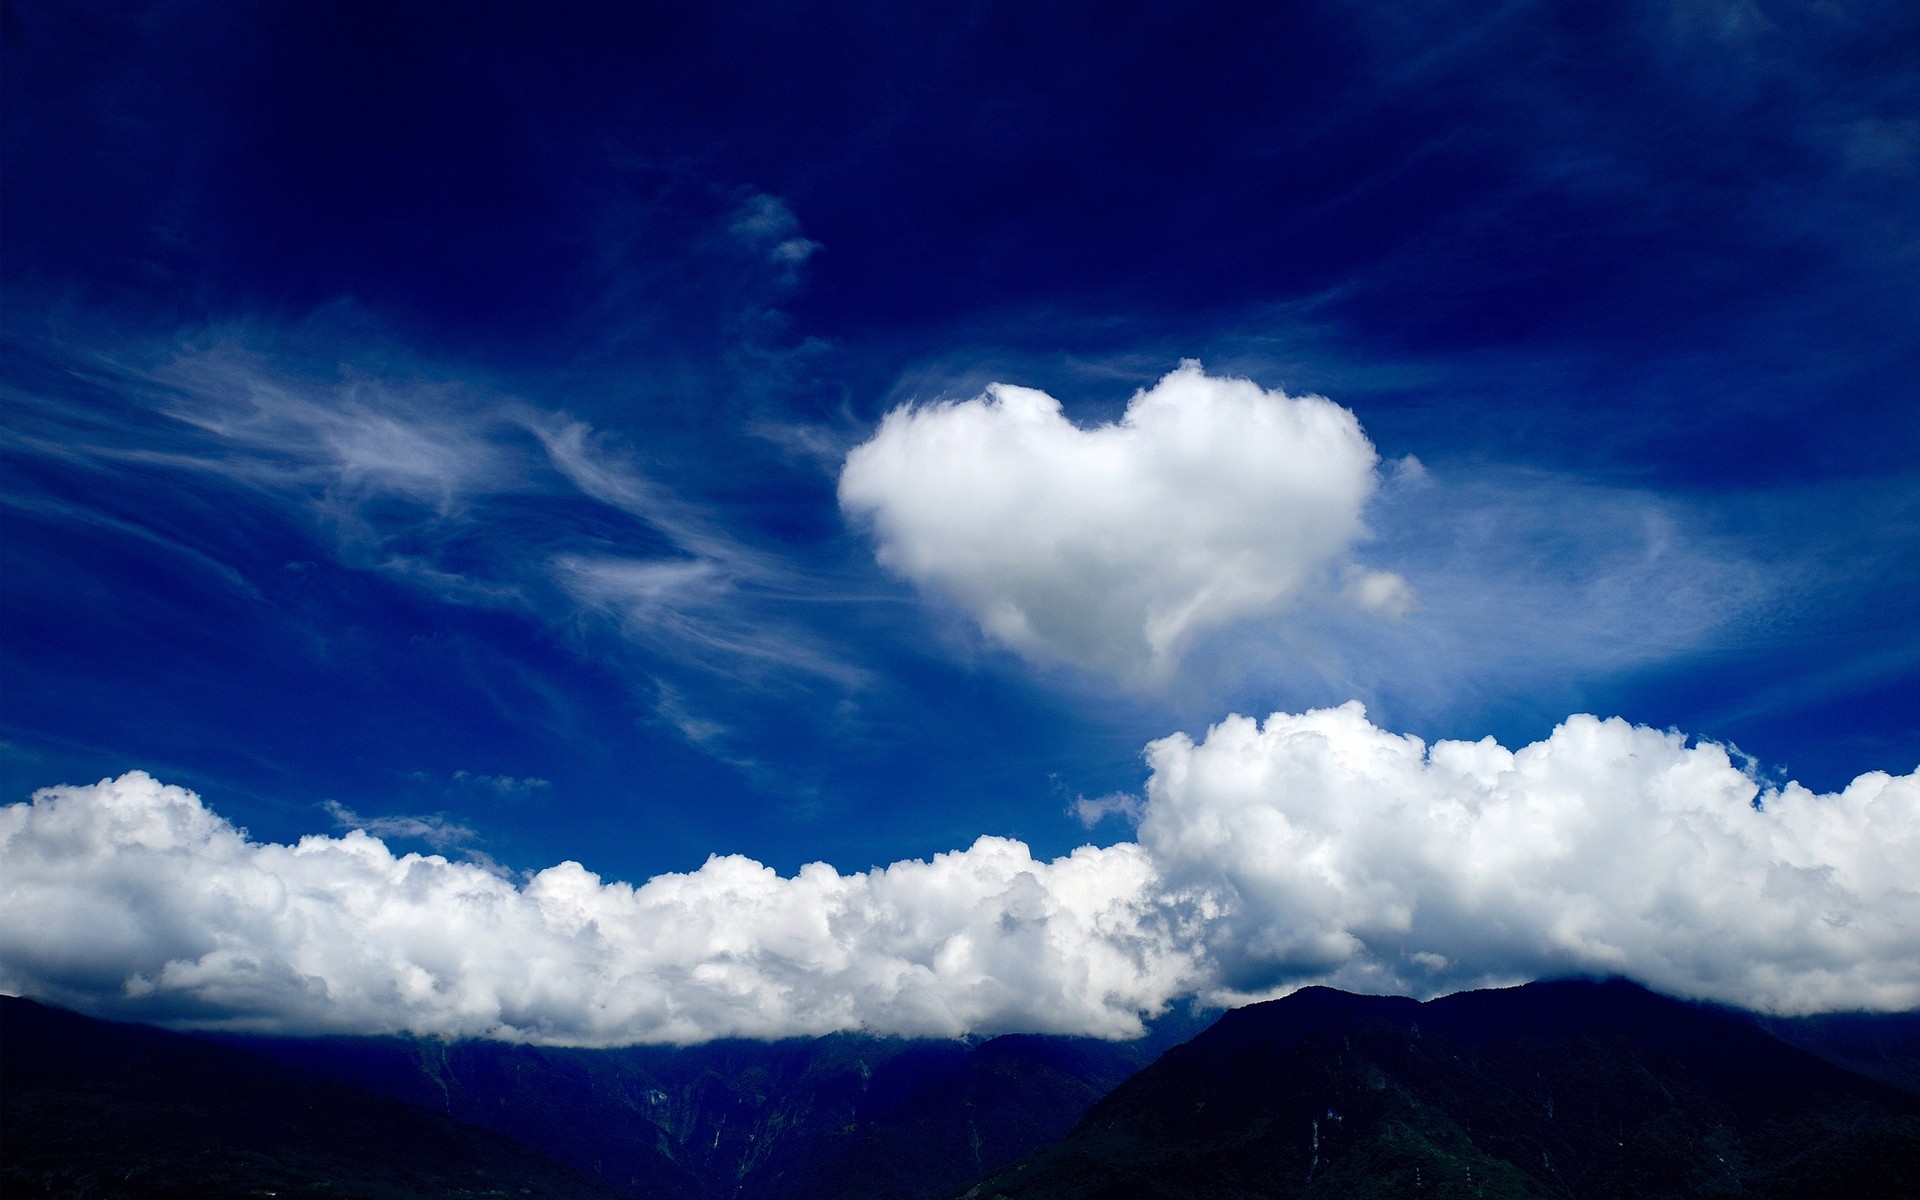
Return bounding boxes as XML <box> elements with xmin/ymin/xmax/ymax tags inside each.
<box><xmin>2</xmin><ymin>2</ymin><xmax>1917</xmax><ymax>1038</ymax></box>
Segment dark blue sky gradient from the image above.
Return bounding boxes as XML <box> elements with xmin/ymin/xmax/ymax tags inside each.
<box><xmin>4</xmin><ymin>0</ymin><xmax>1915</xmax><ymax>882</ymax></box>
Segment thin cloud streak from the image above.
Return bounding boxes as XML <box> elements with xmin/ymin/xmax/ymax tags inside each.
<box><xmin>3</xmin><ymin>331</ymin><xmax>873</xmax><ymax>703</ymax></box>
<box><xmin>321</xmin><ymin>799</ymin><xmax>477</xmax><ymax>851</ymax></box>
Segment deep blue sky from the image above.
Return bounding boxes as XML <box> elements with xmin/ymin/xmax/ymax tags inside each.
<box><xmin>5</xmin><ymin>0</ymin><xmax>1916</xmax><ymax>886</ymax></box>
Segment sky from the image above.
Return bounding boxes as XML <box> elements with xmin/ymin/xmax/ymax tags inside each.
<box><xmin>2</xmin><ymin>0</ymin><xmax>1917</xmax><ymax>1042</ymax></box>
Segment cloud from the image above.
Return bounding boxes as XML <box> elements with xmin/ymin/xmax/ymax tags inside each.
<box><xmin>525</xmin><ymin>413</ymin><xmax>867</xmax><ymax>689</ymax></box>
<box><xmin>525</xmin><ymin>416</ymin><xmax>766</xmax><ymax>572</ymax></box>
<box><xmin>1233</xmin><ymin>462</ymin><xmax>1773</xmax><ymax>719</ymax></box>
<box><xmin>8</xmin><ymin>332</ymin><xmax>867</xmax><ymax>701</ymax></box>
<box><xmin>1138</xmin><ymin>703</ymin><xmax>1920</xmax><ymax>1015</ymax></box>
<box><xmin>556</xmin><ymin>553</ymin><xmax>866</xmax><ymax>688</ymax></box>
<box><xmin>1070</xmin><ymin>791</ymin><xmax>1146</xmax><ymax>830</ymax></box>
<box><xmin>839</xmin><ymin>362</ymin><xmax>1406</xmax><ymax>685</ymax></box>
<box><xmin>150</xmin><ymin>343</ymin><xmax>517</xmax><ymax>510</ymax></box>
<box><xmin>321</xmin><ymin>800</ymin><xmax>476</xmax><ymax>850</ymax></box>
<box><xmin>3</xmin><ymin>715</ymin><xmax>1912</xmax><ymax>1043</ymax></box>
<box><xmin>449</xmin><ymin>772</ymin><xmax>552</xmax><ymax>798</ymax></box>
<box><xmin>730</xmin><ymin>193</ymin><xmax>820</xmax><ymax>273</ymax></box>
<box><xmin>0</xmin><ymin>772</ymin><xmax>1193</xmax><ymax>1044</ymax></box>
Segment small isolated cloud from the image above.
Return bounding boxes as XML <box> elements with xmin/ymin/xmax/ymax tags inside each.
<box><xmin>730</xmin><ymin>193</ymin><xmax>820</xmax><ymax>270</ymax></box>
<box><xmin>322</xmin><ymin>800</ymin><xmax>476</xmax><ymax>850</ymax></box>
<box><xmin>2</xmin><ymin>715</ymin><xmax>1911</xmax><ymax>1044</ymax></box>
<box><xmin>1341</xmin><ymin>565</ymin><xmax>1418</xmax><ymax>619</ymax></box>
<box><xmin>450</xmin><ymin>772</ymin><xmax>551</xmax><ymax>798</ymax></box>
<box><xmin>1070</xmin><ymin>791</ymin><xmax>1146</xmax><ymax>829</ymax></box>
<box><xmin>652</xmin><ymin>681</ymin><xmax>730</xmax><ymax>750</ymax></box>
<box><xmin>839</xmin><ymin>362</ymin><xmax>1402</xmax><ymax>684</ymax></box>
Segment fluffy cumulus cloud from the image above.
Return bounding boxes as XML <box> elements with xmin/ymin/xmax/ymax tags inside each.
<box><xmin>0</xmin><ymin>773</ymin><xmax>1194</xmax><ymax>1045</ymax></box>
<box><xmin>1138</xmin><ymin>704</ymin><xmax>1920</xmax><ymax>1014</ymax></box>
<box><xmin>838</xmin><ymin>362</ymin><xmax>1409</xmax><ymax>683</ymax></box>
<box><xmin>3</xmin><ymin>713</ymin><xmax>1913</xmax><ymax>1042</ymax></box>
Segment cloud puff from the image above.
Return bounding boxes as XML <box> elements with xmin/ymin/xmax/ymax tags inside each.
<box><xmin>838</xmin><ymin>362</ymin><xmax>1407</xmax><ymax>684</ymax></box>
<box><xmin>1139</xmin><ymin>703</ymin><xmax>1920</xmax><ymax>1015</ymax></box>
<box><xmin>3</xmin><ymin>712</ymin><xmax>1912</xmax><ymax>1043</ymax></box>
<box><xmin>730</xmin><ymin>193</ymin><xmax>820</xmax><ymax>272</ymax></box>
<box><xmin>321</xmin><ymin>800</ymin><xmax>476</xmax><ymax>850</ymax></box>
<box><xmin>0</xmin><ymin>772</ymin><xmax>1193</xmax><ymax>1045</ymax></box>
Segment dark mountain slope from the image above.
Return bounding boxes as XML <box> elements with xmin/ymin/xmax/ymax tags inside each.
<box><xmin>781</xmin><ymin>1034</ymin><xmax>1171</xmax><ymax>1200</ymax></box>
<box><xmin>0</xmin><ymin>995</ymin><xmax>634</xmax><ymax>1200</ymax></box>
<box><xmin>956</xmin><ymin>979</ymin><xmax>1920</xmax><ymax>1200</ymax></box>
<box><xmin>213</xmin><ymin>1010</ymin><xmax>1208</xmax><ymax>1200</ymax></box>
<box><xmin>1756</xmin><ymin>1009</ymin><xmax>1920</xmax><ymax>1099</ymax></box>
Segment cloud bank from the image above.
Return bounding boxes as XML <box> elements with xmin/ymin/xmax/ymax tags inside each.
<box><xmin>0</xmin><ymin>772</ymin><xmax>1190</xmax><ymax>1045</ymax></box>
<box><xmin>5</xmin><ymin>708</ymin><xmax>1912</xmax><ymax>1042</ymax></box>
<box><xmin>1137</xmin><ymin>704</ymin><xmax>1919</xmax><ymax>1014</ymax></box>
<box><xmin>839</xmin><ymin>362</ymin><xmax>1409</xmax><ymax>683</ymax></box>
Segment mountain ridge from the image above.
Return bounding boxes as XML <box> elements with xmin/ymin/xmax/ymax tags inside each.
<box><xmin>199</xmin><ymin>1004</ymin><xmax>1210</xmax><ymax>1199</ymax></box>
<box><xmin>956</xmin><ymin>978</ymin><xmax>1920</xmax><ymax>1199</ymax></box>
<box><xmin>9</xmin><ymin>981</ymin><xmax>1918</xmax><ymax>1199</ymax></box>
<box><xmin>0</xmin><ymin>994</ymin><xmax>632</xmax><ymax>1200</ymax></box>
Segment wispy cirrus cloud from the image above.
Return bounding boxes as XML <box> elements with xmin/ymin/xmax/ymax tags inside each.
<box><xmin>321</xmin><ymin>799</ymin><xmax>476</xmax><ymax>851</ymax></box>
<box><xmin>730</xmin><ymin>192</ymin><xmax>821</xmax><ymax>282</ymax></box>
<box><xmin>1220</xmin><ymin>459</ymin><xmax>1776</xmax><ymax>723</ymax></box>
<box><xmin>3</xmin><ymin>330</ymin><xmax>864</xmax><ymax>706</ymax></box>
<box><xmin>450</xmin><ymin>771</ymin><xmax>552</xmax><ymax>798</ymax></box>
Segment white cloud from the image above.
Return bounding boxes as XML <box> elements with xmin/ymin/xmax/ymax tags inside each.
<box><xmin>1175</xmin><ymin>460</ymin><xmax>1775</xmax><ymax>727</ymax></box>
<box><xmin>839</xmin><ymin>362</ymin><xmax>1404</xmax><ymax>684</ymax></box>
<box><xmin>321</xmin><ymin>800</ymin><xmax>476</xmax><ymax>850</ymax></box>
<box><xmin>449</xmin><ymin>772</ymin><xmax>552</xmax><ymax>797</ymax></box>
<box><xmin>0</xmin><ymin>772</ymin><xmax>1194</xmax><ymax>1044</ymax></box>
<box><xmin>1138</xmin><ymin>703</ymin><xmax>1920</xmax><ymax>1015</ymax></box>
<box><xmin>556</xmin><ymin>553</ymin><xmax>867</xmax><ymax>688</ymax></box>
<box><xmin>526</xmin><ymin>416</ymin><xmax>765</xmax><ymax>573</ymax></box>
<box><xmin>1070</xmin><ymin>791</ymin><xmax>1146</xmax><ymax>829</ymax></box>
<box><xmin>3</xmin><ymin>715</ymin><xmax>1912</xmax><ymax>1044</ymax></box>
<box><xmin>16</xmin><ymin>335</ymin><xmax>866</xmax><ymax>696</ymax></box>
<box><xmin>730</xmin><ymin>193</ymin><xmax>820</xmax><ymax>270</ymax></box>
<box><xmin>151</xmin><ymin>344</ymin><xmax>516</xmax><ymax>509</ymax></box>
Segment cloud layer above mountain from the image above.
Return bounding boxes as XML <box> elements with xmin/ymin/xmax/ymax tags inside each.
<box><xmin>0</xmin><ymin>772</ymin><xmax>1192</xmax><ymax>1044</ymax></box>
<box><xmin>5</xmin><ymin>707</ymin><xmax>1912</xmax><ymax>1043</ymax></box>
<box><xmin>839</xmin><ymin>362</ymin><xmax>1410</xmax><ymax>683</ymax></box>
<box><xmin>1138</xmin><ymin>704</ymin><xmax>1919</xmax><ymax>1014</ymax></box>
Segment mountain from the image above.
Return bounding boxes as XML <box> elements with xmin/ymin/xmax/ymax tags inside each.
<box><xmin>14</xmin><ymin>982</ymin><xmax>1915</xmax><ymax>1199</ymax></box>
<box><xmin>0</xmin><ymin>995</ymin><xmax>629</xmax><ymax>1200</ymax></box>
<box><xmin>209</xmin><ymin>1011</ymin><xmax>1208</xmax><ymax>1200</ymax></box>
<box><xmin>1755</xmin><ymin>1008</ymin><xmax>1920</xmax><ymax>1100</ymax></box>
<box><xmin>953</xmin><ymin>979</ymin><xmax>1920</xmax><ymax>1199</ymax></box>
